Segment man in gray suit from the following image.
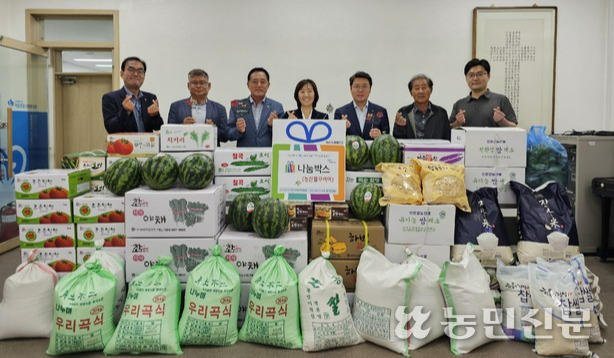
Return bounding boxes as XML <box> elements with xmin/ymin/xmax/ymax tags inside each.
<box><xmin>167</xmin><ymin>68</ymin><xmax>227</xmax><ymax>146</ymax></box>
<box><xmin>226</xmin><ymin>67</ymin><xmax>284</xmax><ymax>147</ymax></box>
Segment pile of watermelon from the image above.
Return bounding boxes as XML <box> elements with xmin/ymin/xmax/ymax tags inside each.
<box><xmin>105</xmin><ymin>153</ymin><xmax>215</xmax><ymax>195</ymax></box>
<box><xmin>346</xmin><ymin>134</ymin><xmax>401</xmax><ymax>170</ymax></box>
<box><xmin>350</xmin><ymin>182</ymin><xmax>383</xmax><ymax>220</ymax></box>
<box><xmin>229</xmin><ymin>195</ymin><xmax>288</xmax><ymax>238</ymax></box>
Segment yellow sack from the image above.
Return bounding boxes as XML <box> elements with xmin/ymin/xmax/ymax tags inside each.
<box><xmin>412</xmin><ymin>159</ymin><xmax>470</xmax><ymax>212</ymax></box>
<box><xmin>375</xmin><ymin>163</ymin><xmax>422</xmax><ymax>206</ymax></box>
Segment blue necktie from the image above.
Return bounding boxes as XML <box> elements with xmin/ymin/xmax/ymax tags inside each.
<box><xmin>133</xmin><ymin>95</ymin><xmax>145</xmax><ymax>132</ymax></box>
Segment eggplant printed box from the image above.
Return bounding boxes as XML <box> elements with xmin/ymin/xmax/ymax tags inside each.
<box><xmin>125</xmin><ymin>236</ymin><xmax>219</xmax><ymax>282</ymax></box>
<box><xmin>76</xmin><ymin>223</ymin><xmax>125</xmax><ymax>247</ymax></box>
<box><xmin>451</xmin><ymin>127</ymin><xmax>527</xmax><ymax>167</ymax></box>
<box><xmin>17</xmin><ymin>199</ymin><xmax>72</xmax><ymax>224</ymax></box>
<box><xmin>20</xmin><ymin>247</ymin><xmax>76</xmax><ymax>276</ymax></box>
<box><xmin>77</xmin><ymin>246</ymin><xmax>125</xmax><ymax>264</ymax></box>
<box><xmin>125</xmin><ymin>185</ymin><xmax>225</xmax><ymax>237</ymax></box>
<box><xmin>384</xmin><ymin>242</ymin><xmax>450</xmax><ymax>267</ymax></box>
<box><xmin>464</xmin><ymin>167</ymin><xmax>526</xmax><ymax>205</ymax></box>
<box><xmin>73</xmin><ymin>194</ymin><xmax>125</xmax><ymax>223</ymax></box>
<box><xmin>402</xmin><ymin>141</ymin><xmax>465</xmax><ymax>165</ymax></box>
<box><xmin>15</xmin><ymin>169</ymin><xmax>91</xmax><ymax>199</ymax></box>
<box><xmin>19</xmin><ymin>224</ymin><xmax>75</xmax><ymax>249</ymax></box>
<box><xmin>385</xmin><ymin>204</ymin><xmax>455</xmax><ymax>245</ymax></box>
<box><xmin>218</xmin><ymin>226</ymin><xmax>308</xmax><ymax>283</ymax></box>
<box><xmin>214</xmin><ymin>176</ymin><xmax>271</xmax><ymax>202</ymax></box>
<box><xmin>345</xmin><ymin>170</ymin><xmax>382</xmax><ymax>201</ymax></box>
<box><xmin>214</xmin><ymin>148</ymin><xmax>272</xmax><ymax>176</ymax></box>
<box><xmin>107</xmin><ymin>132</ymin><xmax>160</xmax><ymax>156</ymax></box>
<box><xmin>160</xmin><ymin>124</ymin><xmax>217</xmax><ymax>152</ymax></box>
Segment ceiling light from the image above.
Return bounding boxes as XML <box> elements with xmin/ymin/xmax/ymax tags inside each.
<box><xmin>73</xmin><ymin>58</ymin><xmax>112</xmax><ymax>62</ymax></box>
<box><xmin>95</xmin><ymin>64</ymin><xmax>113</xmax><ymax>68</ymax></box>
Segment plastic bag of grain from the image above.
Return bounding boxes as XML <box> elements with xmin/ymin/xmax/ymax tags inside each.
<box><xmin>238</xmin><ymin>245</ymin><xmax>302</xmax><ymax>349</ymax></box>
<box><xmin>375</xmin><ymin>162</ymin><xmax>422</xmax><ymax>205</ymax></box>
<box><xmin>401</xmin><ymin>247</ymin><xmax>446</xmax><ymax>349</ymax></box>
<box><xmin>452</xmin><ymin>188</ymin><xmax>514</xmax><ymax>267</ymax></box>
<box><xmin>46</xmin><ymin>260</ymin><xmax>116</xmax><ymax>355</ymax></box>
<box><xmin>178</xmin><ymin>244</ymin><xmax>241</xmax><ymax>346</ymax></box>
<box><xmin>439</xmin><ymin>243</ymin><xmax>506</xmax><ymax>354</ymax></box>
<box><xmin>536</xmin><ymin>256</ymin><xmax>605</xmax><ymax>344</ymax></box>
<box><xmin>79</xmin><ymin>239</ymin><xmax>126</xmax><ymax>324</ymax></box>
<box><xmin>298</xmin><ymin>252</ymin><xmax>363</xmax><ymax>351</ymax></box>
<box><xmin>496</xmin><ymin>260</ymin><xmax>534</xmax><ymax>342</ymax></box>
<box><xmin>510</xmin><ymin>181</ymin><xmax>580</xmax><ymax>264</ymax></box>
<box><xmin>0</xmin><ymin>250</ymin><xmax>58</xmax><ymax>339</ymax></box>
<box><xmin>103</xmin><ymin>256</ymin><xmax>182</xmax><ymax>355</ymax></box>
<box><xmin>528</xmin><ymin>262</ymin><xmax>592</xmax><ymax>356</ymax></box>
<box><xmin>353</xmin><ymin>246</ymin><xmax>422</xmax><ymax>356</ymax></box>
<box><xmin>411</xmin><ymin>158</ymin><xmax>471</xmax><ymax>212</ymax></box>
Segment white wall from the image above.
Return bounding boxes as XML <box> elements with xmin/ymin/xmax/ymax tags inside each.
<box><xmin>4</xmin><ymin>0</ymin><xmax>612</xmax><ymax>134</ymax></box>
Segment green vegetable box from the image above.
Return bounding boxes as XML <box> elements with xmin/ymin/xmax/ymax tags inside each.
<box><xmin>214</xmin><ymin>176</ymin><xmax>271</xmax><ymax>202</ymax></box>
<box><xmin>125</xmin><ymin>236</ymin><xmax>219</xmax><ymax>282</ymax></box>
<box><xmin>214</xmin><ymin>148</ymin><xmax>272</xmax><ymax>176</ymax></box>
<box><xmin>125</xmin><ymin>185</ymin><xmax>225</xmax><ymax>237</ymax></box>
<box><xmin>218</xmin><ymin>225</ymin><xmax>308</xmax><ymax>283</ymax></box>
<box><xmin>160</xmin><ymin>124</ymin><xmax>217</xmax><ymax>152</ymax></box>
<box><xmin>15</xmin><ymin>169</ymin><xmax>91</xmax><ymax>199</ymax></box>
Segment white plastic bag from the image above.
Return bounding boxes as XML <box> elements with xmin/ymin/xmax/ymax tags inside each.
<box><xmin>496</xmin><ymin>260</ymin><xmax>534</xmax><ymax>342</ymax></box>
<box><xmin>439</xmin><ymin>243</ymin><xmax>505</xmax><ymax>354</ymax></box>
<box><xmin>79</xmin><ymin>239</ymin><xmax>126</xmax><ymax>324</ymax></box>
<box><xmin>353</xmin><ymin>246</ymin><xmax>422</xmax><ymax>356</ymax></box>
<box><xmin>529</xmin><ymin>261</ymin><xmax>591</xmax><ymax>356</ymax></box>
<box><xmin>0</xmin><ymin>250</ymin><xmax>57</xmax><ymax>339</ymax></box>
<box><xmin>298</xmin><ymin>254</ymin><xmax>363</xmax><ymax>351</ymax></box>
<box><xmin>401</xmin><ymin>248</ymin><xmax>446</xmax><ymax>349</ymax></box>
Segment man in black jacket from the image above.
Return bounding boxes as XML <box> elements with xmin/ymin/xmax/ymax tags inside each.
<box><xmin>102</xmin><ymin>56</ymin><xmax>163</xmax><ymax>133</ymax></box>
<box><xmin>393</xmin><ymin>74</ymin><xmax>451</xmax><ymax>140</ymax></box>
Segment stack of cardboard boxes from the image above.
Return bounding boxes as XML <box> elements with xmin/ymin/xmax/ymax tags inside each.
<box><xmin>213</xmin><ymin>147</ymin><xmax>272</xmax><ymax>203</ymax></box>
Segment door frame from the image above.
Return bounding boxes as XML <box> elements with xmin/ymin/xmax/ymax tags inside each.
<box><xmin>25</xmin><ymin>9</ymin><xmax>119</xmax><ymax>167</ymax></box>
<box><xmin>0</xmin><ymin>35</ymin><xmax>48</xmax><ymax>178</ymax></box>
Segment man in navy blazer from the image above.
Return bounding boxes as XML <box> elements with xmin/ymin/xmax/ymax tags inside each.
<box><xmin>334</xmin><ymin>71</ymin><xmax>390</xmax><ymax>140</ymax></box>
<box><xmin>227</xmin><ymin>67</ymin><xmax>284</xmax><ymax>147</ymax></box>
<box><xmin>167</xmin><ymin>69</ymin><xmax>228</xmax><ymax>146</ymax></box>
<box><xmin>102</xmin><ymin>56</ymin><xmax>163</xmax><ymax>133</ymax></box>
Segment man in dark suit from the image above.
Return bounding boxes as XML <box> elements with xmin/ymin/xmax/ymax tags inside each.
<box><xmin>393</xmin><ymin>74</ymin><xmax>451</xmax><ymax>140</ymax></box>
<box><xmin>167</xmin><ymin>69</ymin><xmax>228</xmax><ymax>146</ymax></box>
<box><xmin>102</xmin><ymin>56</ymin><xmax>163</xmax><ymax>133</ymax></box>
<box><xmin>334</xmin><ymin>71</ymin><xmax>389</xmax><ymax>140</ymax></box>
<box><xmin>227</xmin><ymin>67</ymin><xmax>284</xmax><ymax>147</ymax></box>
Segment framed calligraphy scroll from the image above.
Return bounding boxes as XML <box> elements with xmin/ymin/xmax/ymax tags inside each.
<box><xmin>473</xmin><ymin>7</ymin><xmax>557</xmax><ymax>133</ymax></box>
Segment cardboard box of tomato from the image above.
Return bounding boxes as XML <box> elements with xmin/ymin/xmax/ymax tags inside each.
<box><xmin>15</xmin><ymin>169</ymin><xmax>91</xmax><ymax>199</ymax></box>
<box><xmin>76</xmin><ymin>223</ymin><xmax>125</xmax><ymax>247</ymax></box>
<box><xmin>73</xmin><ymin>194</ymin><xmax>125</xmax><ymax>223</ymax></box>
<box><xmin>106</xmin><ymin>132</ymin><xmax>160</xmax><ymax>156</ymax></box>
<box><xmin>20</xmin><ymin>247</ymin><xmax>76</xmax><ymax>275</ymax></box>
<box><xmin>19</xmin><ymin>223</ymin><xmax>75</xmax><ymax>249</ymax></box>
<box><xmin>16</xmin><ymin>199</ymin><xmax>72</xmax><ymax>224</ymax></box>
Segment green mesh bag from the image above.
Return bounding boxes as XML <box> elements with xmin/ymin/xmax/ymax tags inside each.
<box><xmin>238</xmin><ymin>245</ymin><xmax>302</xmax><ymax>349</ymax></box>
<box><xmin>46</xmin><ymin>260</ymin><xmax>117</xmax><ymax>356</ymax></box>
<box><xmin>103</xmin><ymin>256</ymin><xmax>182</xmax><ymax>355</ymax></box>
<box><xmin>178</xmin><ymin>244</ymin><xmax>241</xmax><ymax>346</ymax></box>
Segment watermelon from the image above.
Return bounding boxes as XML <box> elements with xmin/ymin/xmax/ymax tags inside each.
<box><xmin>142</xmin><ymin>153</ymin><xmax>178</xmax><ymax>190</ymax></box>
<box><xmin>252</xmin><ymin>198</ymin><xmax>289</xmax><ymax>238</ymax></box>
<box><xmin>370</xmin><ymin>134</ymin><xmax>401</xmax><ymax>166</ymax></box>
<box><xmin>104</xmin><ymin>157</ymin><xmax>141</xmax><ymax>196</ymax></box>
<box><xmin>178</xmin><ymin>154</ymin><xmax>214</xmax><ymax>189</ymax></box>
<box><xmin>346</xmin><ymin>135</ymin><xmax>369</xmax><ymax>170</ymax></box>
<box><xmin>350</xmin><ymin>182</ymin><xmax>383</xmax><ymax>220</ymax></box>
<box><xmin>230</xmin><ymin>193</ymin><xmax>261</xmax><ymax>231</ymax></box>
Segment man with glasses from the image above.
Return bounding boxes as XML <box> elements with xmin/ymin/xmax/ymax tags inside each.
<box><xmin>167</xmin><ymin>69</ymin><xmax>227</xmax><ymax>146</ymax></box>
<box><xmin>449</xmin><ymin>58</ymin><xmax>517</xmax><ymax>128</ymax></box>
<box><xmin>334</xmin><ymin>71</ymin><xmax>389</xmax><ymax>140</ymax></box>
<box><xmin>102</xmin><ymin>56</ymin><xmax>163</xmax><ymax>133</ymax></box>
<box><xmin>227</xmin><ymin>67</ymin><xmax>284</xmax><ymax>147</ymax></box>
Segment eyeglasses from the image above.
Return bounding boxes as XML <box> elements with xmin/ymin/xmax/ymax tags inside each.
<box><xmin>351</xmin><ymin>84</ymin><xmax>370</xmax><ymax>90</ymax></box>
<box><xmin>189</xmin><ymin>81</ymin><xmax>208</xmax><ymax>86</ymax></box>
<box><xmin>125</xmin><ymin>67</ymin><xmax>145</xmax><ymax>76</ymax></box>
<box><xmin>466</xmin><ymin>71</ymin><xmax>487</xmax><ymax>79</ymax></box>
